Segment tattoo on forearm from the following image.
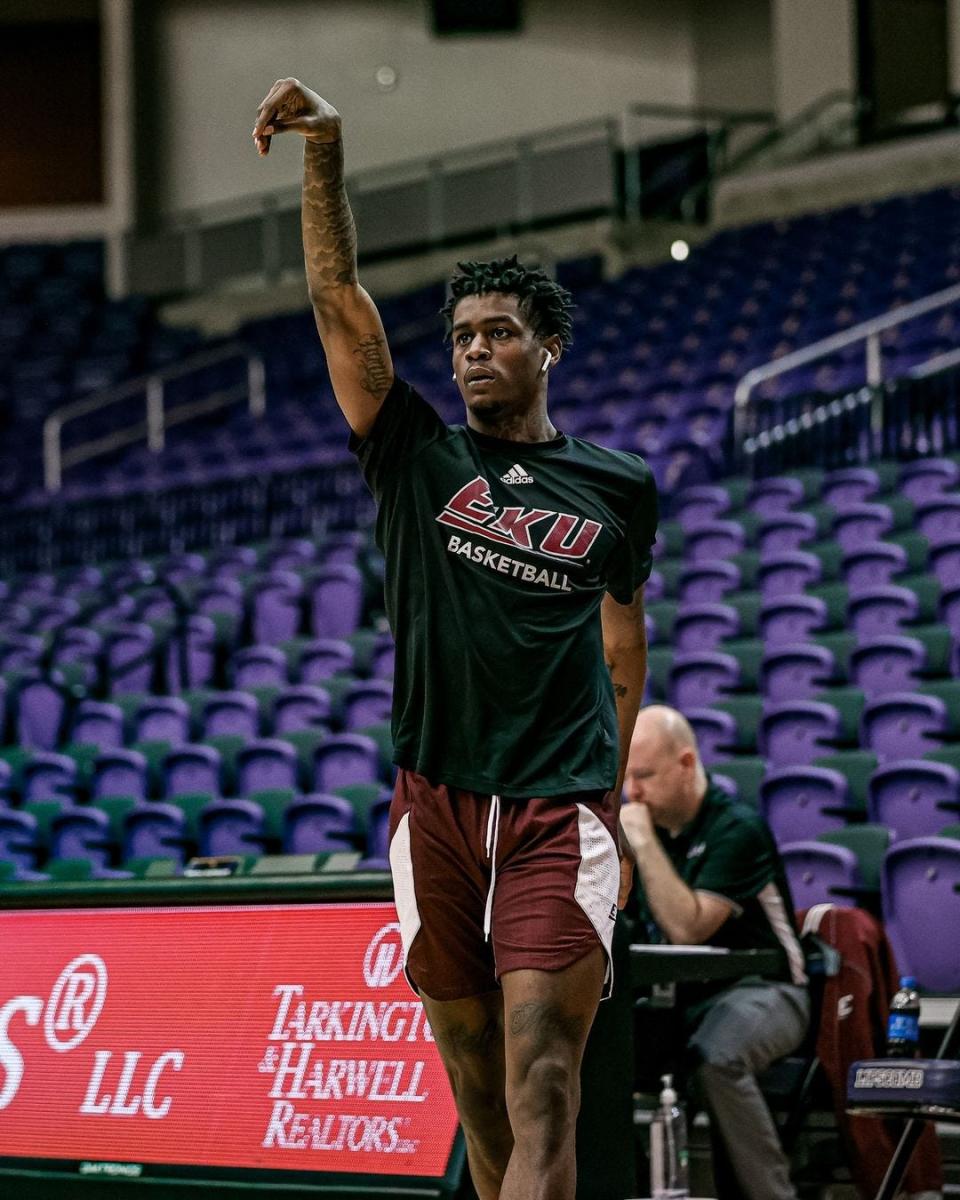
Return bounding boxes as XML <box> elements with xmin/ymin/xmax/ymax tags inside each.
<box><xmin>302</xmin><ymin>140</ymin><xmax>357</xmax><ymax>290</ymax></box>
<box><xmin>606</xmin><ymin>659</ymin><xmax>628</xmax><ymax>699</ymax></box>
<box><xmin>354</xmin><ymin>334</ymin><xmax>392</xmax><ymax>396</ymax></box>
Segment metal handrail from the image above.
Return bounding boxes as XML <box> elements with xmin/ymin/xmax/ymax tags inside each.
<box><xmin>733</xmin><ymin>281</ymin><xmax>960</xmax><ymax>453</ymax></box>
<box><xmin>43</xmin><ymin>344</ymin><xmax>266</xmax><ymax>493</ymax></box>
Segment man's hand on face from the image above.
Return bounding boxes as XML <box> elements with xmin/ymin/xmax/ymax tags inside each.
<box><xmin>619</xmin><ymin>799</ymin><xmax>656</xmax><ymax>851</ymax></box>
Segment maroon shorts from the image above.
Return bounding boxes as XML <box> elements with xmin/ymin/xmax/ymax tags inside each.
<box><xmin>388</xmin><ymin>769</ymin><xmax>622</xmax><ymax>1003</ymax></box>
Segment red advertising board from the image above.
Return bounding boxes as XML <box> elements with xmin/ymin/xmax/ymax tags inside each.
<box><xmin>0</xmin><ymin>902</ymin><xmax>460</xmax><ymax>1178</ymax></box>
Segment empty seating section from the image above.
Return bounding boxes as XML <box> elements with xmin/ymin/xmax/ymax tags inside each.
<box><xmin>5</xmin><ymin>191</ymin><xmax>960</xmax><ymax>989</ymax></box>
<box><xmin>648</xmin><ymin>456</ymin><xmax>960</xmax><ymax>987</ymax></box>
<box><xmin>0</xmin><ymin>531</ymin><xmax>394</xmax><ymax>878</ymax></box>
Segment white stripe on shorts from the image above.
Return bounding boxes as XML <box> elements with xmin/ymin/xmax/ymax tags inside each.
<box><xmin>574</xmin><ymin>802</ymin><xmax>621</xmax><ymax>999</ymax></box>
<box><xmin>389</xmin><ymin>811</ymin><xmax>421</xmax><ymax>992</ymax></box>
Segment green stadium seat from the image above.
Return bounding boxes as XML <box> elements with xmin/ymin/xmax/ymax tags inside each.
<box><xmin>356</xmin><ymin>722</ymin><xmax>394</xmax><ymax>777</ymax></box>
<box><xmin>888</xmin><ymin>532</ymin><xmax>931</xmax><ymax>573</ymax></box>
<box><xmin>125</xmin><ymin>855</ymin><xmax>180</xmax><ymax>878</ymax></box>
<box><xmin>203</xmin><ymin>734</ymin><xmax>246</xmax><ymax>793</ymax></box>
<box><xmin>723</xmin><ymin>639</ymin><xmax>764</xmax><ymax>690</ymax></box>
<box><xmin>646</xmin><ymin>600</ymin><xmax>678</xmax><ymax>641</ymax></box>
<box><xmin>712</xmin><ymin>757</ymin><xmax>765</xmax><ymax>808</ymax></box>
<box><xmin>334</xmin><ymin>782</ymin><xmax>388</xmax><ymax>834</ymax></box>
<box><xmin>22</xmin><ymin>799</ymin><xmax>66</xmax><ymax>848</ymax></box>
<box><xmin>278</xmin><ymin>727</ymin><xmax>328</xmax><ymax>787</ymax></box>
<box><xmin>917</xmin><ymin>681</ymin><xmax>960</xmax><ymax>733</ymax></box>
<box><xmin>812</xmin><ymin>750</ymin><xmax>877</xmax><ymax>812</ymax></box>
<box><xmin>656</xmin><ymin>520</ymin><xmax>685</xmax><ymax>558</ymax></box>
<box><xmin>646</xmin><ymin>646</ymin><xmax>675</xmax><ymax>698</ymax></box>
<box><xmin>898</xmin><ymin>573</ymin><xmax>941</xmax><ymax>623</ymax></box>
<box><xmin>93</xmin><ymin>796</ymin><xmax>139</xmax><ymax>841</ymax></box>
<box><xmin>46</xmin><ymin>857</ymin><xmax>97</xmax><ymax>882</ymax></box>
<box><xmin>808</xmin><ymin>583</ymin><xmax>850</xmax><ymax>630</ymax></box>
<box><xmin>714</xmin><ymin>697</ymin><xmax>763</xmax><ymax>753</ymax></box>
<box><xmin>939</xmin><ymin>823</ymin><xmax>960</xmax><ymax>840</ymax></box>
<box><xmin>727</xmin><ymin>594</ymin><xmax>762</xmax><ymax>638</ymax></box>
<box><xmin>248</xmin><ymin>788</ymin><xmax>296</xmax><ymax>846</ymax></box>
<box><xmin>653</xmin><ymin>560</ymin><xmax>685</xmax><ymax>598</ymax></box>
<box><xmin>818</xmin><ymin>824</ymin><xmax>891</xmax><ymax>893</ymax></box>
<box><xmin>908</xmin><ymin>624</ymin><xmax>954</xmax><ymax>676</ymax></box>
<box><xmin>729</xmin><ymin>550</ymin><xmax>761</xmax><ymax>589</ymax></box>
<box><xmin>812</xmin><ymin>687</ymin><xmax>865</xmax><ymax>745</ymax></box>
<box><xmin>804</xmin><ymin>541</ymin><xmax>845</xmax><ymax>582</ymax></box>
<box><xmin>811</xmin><ymin>633</ymin><xmax>858</xmax><ymax>678</ymax></box>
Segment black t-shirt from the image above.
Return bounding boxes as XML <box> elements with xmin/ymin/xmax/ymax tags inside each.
<box><xmin>350</xmin><ymin>377</ymin><xmax>658</xmax><ymax>797</ymax></box>
<box><xmin>635</xmin><ymin>781</ymin><xmax>807</xmax><ymax>1019</ymax></box>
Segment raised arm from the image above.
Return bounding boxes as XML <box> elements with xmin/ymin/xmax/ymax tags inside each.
<box><xmin>253</xmin><ymin>78</ymin><xmax>393</xmax><ymax>437</ymax></box>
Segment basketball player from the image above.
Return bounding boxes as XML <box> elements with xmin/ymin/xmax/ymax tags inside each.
<box><xmin>253</xmin><ymin>79</ymin><xmax>657</xmax><ymax>1200</ymax></box>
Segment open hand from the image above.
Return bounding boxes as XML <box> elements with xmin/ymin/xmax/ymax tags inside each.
<box><xmin>253</xmin><ymin>78</ymin><xmax>342</xmax><ymax>156</ymax></box>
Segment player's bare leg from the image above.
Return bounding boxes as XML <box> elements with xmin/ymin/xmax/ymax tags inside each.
<box><xmin>421</xmin><ymin>990</ymin><xmax>513</xmax><ymax>1200</ymax></box>
<box><xmin>499</xmin><ymin>948</ymin><xmax>605</xmax><ymax>1200</ymax></box>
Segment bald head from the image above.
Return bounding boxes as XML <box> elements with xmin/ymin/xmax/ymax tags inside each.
<box><xmin>624</xmin><ymin>705</ymin><xmax>708</xmax><ymax>834</ymax></box>
<box><xmin>631</xmin><ymin>705</ymin><xmax>699</xmax><ymax>758</ymax></box>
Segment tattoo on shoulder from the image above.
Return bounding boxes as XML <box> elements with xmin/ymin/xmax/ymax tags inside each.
<box><xmin>353</xmin><ymin>334</ymin><xmax>391</xmax><ymax>396</ymax></box>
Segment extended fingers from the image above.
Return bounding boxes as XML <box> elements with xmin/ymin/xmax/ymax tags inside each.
<box><xmin>253</xmin><ymin>79</ymin><xmax>293</xmax><ymax>155</ymax></box>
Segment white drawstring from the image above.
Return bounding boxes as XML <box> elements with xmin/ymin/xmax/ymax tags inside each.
<box><xmin>482</xmin><ymin>794</ymin><xmax>501</xmax><ymax>940</ymax></box>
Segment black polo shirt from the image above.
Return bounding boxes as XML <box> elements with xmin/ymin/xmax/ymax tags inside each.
<box><xmin>635</xmin><ymin>781</ymin><xmax>807</xmax><ymax>1021</ymax></box>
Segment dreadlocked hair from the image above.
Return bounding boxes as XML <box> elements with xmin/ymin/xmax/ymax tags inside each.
<box><xmin>440</xmin><ymin>255</ymin><xmax>575</xmax><ymax>349</ymax></box>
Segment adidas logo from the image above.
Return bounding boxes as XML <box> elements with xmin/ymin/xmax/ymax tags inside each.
<box><xmin>500</xmin><ymin>463</ymin><xmax>534</xmax><ymax>485</ymax></box>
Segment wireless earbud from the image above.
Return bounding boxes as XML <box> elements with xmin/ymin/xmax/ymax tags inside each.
<box><xmin>452</xmin><ymin>372</ymin><xmax>457</xmax><ymax>381</ymax></box>
<box><xmin>539</xmin><ymin>351</ymin><xmax>551</xmax><ymax>376</ymax></box>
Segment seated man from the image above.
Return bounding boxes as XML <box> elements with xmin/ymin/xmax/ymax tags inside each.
<box><xmin>620</xmin><ymin>704</ymin><xmax>809</xmax><ymax>1200</ymax></box>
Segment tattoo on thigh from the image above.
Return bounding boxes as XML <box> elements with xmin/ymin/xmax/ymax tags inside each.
<box><xmin>434</xmin><ymin>1015</ymin><xmax>502</xmax><ymax>1059</ymax></box>
<box><xmin>509</xmin><ymin>1001</ymin><xmax>586</xmax><ymax>1052</ymax></box>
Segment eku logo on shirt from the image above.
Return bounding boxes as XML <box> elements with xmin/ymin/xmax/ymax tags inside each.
<box><xmin>436</xmin><ymin>476</ymin><xmax>603</xmax><ymax>562</ymax></box>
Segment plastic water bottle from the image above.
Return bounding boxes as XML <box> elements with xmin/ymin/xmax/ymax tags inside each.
<box><xmin>650</xmin><ymin>1074</ymin><xmax>689</xmax><ymax>1199</ymax></box>
<box><xmin>886</xmin><ymin>975</ymin><xmax>921</xmax><ymax>1058</ymax></box>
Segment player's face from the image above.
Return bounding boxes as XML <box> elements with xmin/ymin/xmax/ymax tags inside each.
<box><xmin>450</xmin><ymin>292</ymin><xmax>552</xmax><ymax>421</ymax></box>
<box><xmin>624</xmin><ymin>738</ymin><xmax>692</xmax><ymax>830</ymax></box>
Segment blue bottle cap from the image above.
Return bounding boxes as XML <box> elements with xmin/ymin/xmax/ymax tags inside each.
<box><xmin>900</xmin><ymin>976</ymin><xmax>916</xmax><ymax>989</ymax></box>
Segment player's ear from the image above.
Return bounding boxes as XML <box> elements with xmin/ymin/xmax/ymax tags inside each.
<box><xmin>541</xmin><ymin>334</ymin><xmax>562</xmax><ymax>371</ymax></box>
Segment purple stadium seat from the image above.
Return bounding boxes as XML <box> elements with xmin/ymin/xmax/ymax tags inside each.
<box><xmin>71</xmin><ymin>701</ymin><xmax>125</xmax><ymax>750</ymax></box>
<box><xmin>645</xmin><ymin>570</ymin><xmax>665</xmax><ymax>602</ymax></box>
<box><xmin>0</xmin><ymin>634</ymin><xmax>43</xmax><ymax>672</ymax></box>
<box><xmin>759</xmin><ymin>596</ymin><xmax>828</xmax><ymax>646</ymax></box>
<box><xmin>313</xmin><ymin>734</ymin><xmax>381</xmax><ymax>790</ymax></box>
<box><xmin>760</xmin><ymin>766</ymin><xmax>851</xmax><ymax>843</ymax></box>
<box><xmin>760</xmin><ymin>701</ymin><xmax>842</xmax><ymax>767</ymax></box>
<box><xmin>50</xmin><ymin>805</ymin><xmax>130</xmax><ymax>878</ymax></box>
<box><xmin>672</xmin><ymin>485</ymin><xmax>731</xmax><ymax>528</ymax></box>
<box><xmin>160</xmin><ymin>551</ymin><xmax>207</xmax><ymax>585</ymax></box>
<box><xmin>849</xmin><ymin>635</ymin><xmax>926</xmax><ymax>697</ymax></box>
<box><xmin>122</xmin><ymin>802</ymin><xmax>188</xmax><ymax>863</ymax></box>
<box><xmin>235</xmin><ymin>738</ymin><xmax>299</xmax><ymax>796</ymax></box>
<box><xmin>683</xmin><ymin>708</ymin><xmax>737</xmax><ymax>765</ymax></box>
<box><xmin>929</xmin><ymin>539</ymin><xmax>960</xmax><ymax>592</ymax></box>
<box><xmin>757</xmin><ymin>551</ymin><xmax>822</xmax><ymax>600</ymax></box>
<box><xmin>251</xmin><ymin>571</ymin><xmax>303</xmax><ymax>645</ymax></box>
<box><xmin>105</xmin><ymin>623</ymin><xmax>156</xmax><ymax>695</ymax></box>
<box><xmin>861</xmin><ymin>693</ymin><xmax>948</xmax><ymax>762</ymax></box>
<box><xmin>166</xmin><ymin>615</ymin><xmax>217</xmax><ymax>691</ymax></box>
<box><xmin>758</xmin><ymin>512</ymin><xmax>817</xmax><ymax>556</ymax></box>
<box><xmin>33</xmin><ymin>597</ymin><xmax>80</xmax><ymax>633</ymax></box>
<box><xmin>365</xmin><ymin>793</ymin><xmax>392</xmax><ymax>859</ymax></box>
<box><xmin>668</xmin><ymin>651</ymin><xmax>740</xmax><ymax>708</ymax></box>
<box><xmin>674</xmin><ymin>603</ymin><xmax>739</xmax><ymax>652</ymax></box>
<box><xmin>284</xmin><ymin>793</ymin><xmax>357</xmax><ymax>853</ymax></box>
<box><xmin>273</xmin><ymin>684</ymin><xmax>331</xmax><ymax>734</ymax></box>
<box><xmin>0</xmin><ymin>809</ymin><xmax>46</xmax><ymax>880</ymax></box>
<box><xmin>681</xmin><ymin>520</ymin><xmax>744</xmax><ymax>565</ymax></box>
<box><xmin>310</xmin><ymin>565</ymin><xmax>364</xmax><ymax>639</ymax></box>
<box><xmin>868</xmin><ymin>759</ymin><xmax>960</xmax><ymax>840</ymax></box>
<box><xmin>342</xmin><ymin>681</ymin><xmax>394</xmax><ymax>731</ymax></box>
<box><xmin>16</xmin><ymin>672</ymin><xmax>67</xmax><ymax>750</ymax></box>
<box><xmin>207</xmin><ymin>546</ymin><xmax>257</xmax><ymax>579</ymax></box>
<box><xmin>820</xmin><ymin>466</ymin><xmax>879</xmax><ymax>508</ymax></box>
<box><xmin>369</xmin><ymin>634</ymin><xmax>395</xmax><ymax>679</ymax></box>
<box><xmin>677</xmin><ymin>562</ymin><xmax>741</xmax><ymax>603</ymax></box>
<box><xmin>163</xmin><ymin>744</ymin><xmax>222</xmax><ymax>798</ymax></box>
<box><xmin>746</xmin><ymin>476</ymin><xmax>805</xmax><ymax>516</ymax></box>
<box><xmin>201</xmin><ymin>692</ymin><xmax>259</xmax><ymax>740</ymax></box>
<box><xmin>882</xmin><ymin>837</ymin><xmax>960</xmax><ymax>991</ymax></box>
<box><xmin>233</xmin><ymin>645</ymin><xmax>288</xmax><ymax>688</ymax></box>
<box><xmin>841</xmin><ymin>541</ymin><xmax>908</xmax><ymax>592</ymax></box>
<box><xmin>832</xmin><ymin>503</ymin><xmax>895</xmax><ymax>553</ymax></box>
<box><xmin>134</xmin><ymin>696</ymin><xmax>191</xmax><ymax>746</ymax></box>
<box><xmin>780</xmin><ymin>841</ymin><xmax>860</xmax><ymax>909</ymax></box>
<box><xmin>194</xmin><ymin>578</ymin><xmax>245</xmax><ymax>621</ymax></box>
<box><xmin>847</xmin><ymin>586</ymin><xmax>920</xmax><ymax>638</ymax></box>
<box><xmin>21</xmin><ymin>752</ymin><xmax>78</xmax><ymax>802</ymax></box>
<box><xmin>199</xmin><ymin>798</ymin><xmax>266</xmax><ymax>856</ymax></box>
<box><xmin>298</xmin><ymin>638</ymin><xmax>355</xmax><ymax>682</ymax></box>
<box><xmin>321</xmin><ymin>531</ymin><xmax>365</xmax><ymax>566</ymax></box>
<box><xmin>760</xmin><ymin>644</ymin><xmax>835</xmax><ymax>702</ymax></box>
<box><xmin>898</xmin><ymin>458</ymin><xmax>960</xmax><ymax>503</ymax></box>
<box><xmin>916</xmin><ymin>496</ymin><xmax>960</xmax><ymax>546</ymax></box>
<box><xmin>91</xmin><ymin>749</ymin><xmax>149</xmax><ymax>801</ymax></box>
<box><xmin>265</xmin><ymin>537</ymin><xmax>317</xmax><ymax>573</ymax></box>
